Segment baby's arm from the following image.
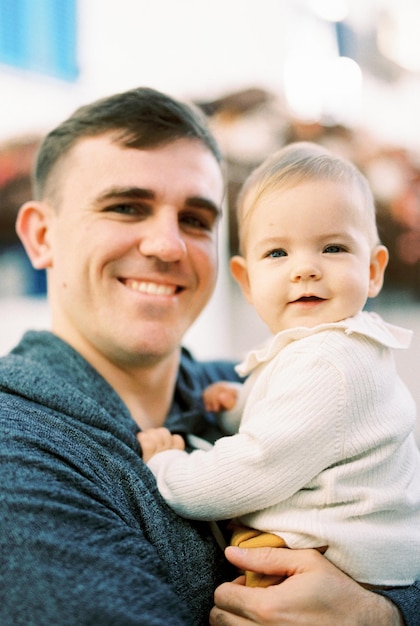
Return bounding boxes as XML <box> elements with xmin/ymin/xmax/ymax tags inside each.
<box><xmin>138</xmin><ymin>380</ymin><xmax>242</xmax><ymax>463</ymax></box>
<box><xmin>203</xmin><ymin>381</ymin><xmax>240</xmax><ymax>412</ymax></box>
<box><xmin>138</xmin><ymin>428</ymin><xmax>185</xmax><ymax>463</ymax></box>
<box><xmin>203</xmin><ymin>380</ymin><xmax>246</xmax><ymax>435</ymax></box>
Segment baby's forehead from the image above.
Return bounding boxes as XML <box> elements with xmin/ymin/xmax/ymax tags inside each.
<box><xmin>263</xmin><ymin>171</ymin><xmax>354</xmax><ymax>193</ymax></box>
<box><xmin>245</xmin><ymin>174</ymin><xmax>361</xmax><ymax>214</ymax></box>
<box><xmin>241</xmin><ymin>175</ymin><xmax>378</xmax><ymax>244</ymax></box>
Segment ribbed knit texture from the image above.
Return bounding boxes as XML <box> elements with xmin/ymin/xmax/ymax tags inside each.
<box><xmin>148</xmin><ymin>312</ymin><xmax>420</xmax><ymax>586</ymax></box>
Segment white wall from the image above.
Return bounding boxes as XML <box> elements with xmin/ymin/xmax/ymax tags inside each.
<box><xmin>0</xmin><ymin>0</ymin><xmax>289</xmax><ymax>141</ymax></box>
<box><xmin>1</xmin><ymin>0</ymin><xmax>420</xmax><ymax>145</ymax></box>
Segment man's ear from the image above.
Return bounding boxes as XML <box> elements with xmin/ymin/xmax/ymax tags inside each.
<box><xmin>230</xmin><ymin>255</ymin><xmax>253</xmax><ymax>304</ymax></box>
<box><xmin>368</xmin><ymin>244</ymin><xmax>389</xmax><ymax>298</ymax></box>
<box><xmin>15</xmin><ymin>201</ymin><xmax>54</xmax><ymax>270</ymax></box>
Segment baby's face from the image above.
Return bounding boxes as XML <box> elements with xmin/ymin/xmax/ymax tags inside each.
<box><xmin>233</xmin><ymin>178</ymin><xmax>384</xmax><ymax>335</ymax></box>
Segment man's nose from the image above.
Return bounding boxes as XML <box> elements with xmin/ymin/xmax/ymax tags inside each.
<box><xmin>138</xmin><ymin>214</ymin><xmax>187</xmax><ymax>262</ymax></box>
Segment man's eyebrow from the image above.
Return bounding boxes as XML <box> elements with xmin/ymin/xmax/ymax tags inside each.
<box><xmin>95</xmin><ymin>186</ymin><xmax>155</xmax><ymax>202</ymax></box>
<box><xmin>95</xmin><ymin>186</ymin><xmax>222</xmax><ymax>217</ymax></box>
<box><xmin>185</xmin><ymin>196</ymin><xmax>222</xmax><ymax>218</ymax></box>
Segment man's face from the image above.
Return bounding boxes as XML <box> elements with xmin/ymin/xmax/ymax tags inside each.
<box><xmin>42</xmin><ymin>135</ymin><xmax>224</xmax><ymax>368</ymax></box>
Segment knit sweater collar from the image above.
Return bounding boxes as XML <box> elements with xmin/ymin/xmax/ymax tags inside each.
<box><xmin>236</xmin><ymin>311</ymin><xmax>413</xmax><ymax>376</ymax></box>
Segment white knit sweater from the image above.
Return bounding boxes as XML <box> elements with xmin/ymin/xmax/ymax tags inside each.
<box><xmin>148</xmin><ymin>311</ymin><xmax>420</xmax><ymax>585</ymax></box>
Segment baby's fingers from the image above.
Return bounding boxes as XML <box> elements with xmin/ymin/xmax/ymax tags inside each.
<box><xmin>138</xmin><ymin>427</ymin><xmax>185</xmax><ymax>462</ymax></box>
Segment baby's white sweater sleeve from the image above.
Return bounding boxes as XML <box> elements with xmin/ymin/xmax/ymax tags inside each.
<box><xmin>218</xmin><ymin>381</ymin><xmax>246</xmax><ymax>435</ymax></box>
<box><xmin>147</xmin><ymin>351</ymin><xmax>345</xmax><ymax>521</ymax></box>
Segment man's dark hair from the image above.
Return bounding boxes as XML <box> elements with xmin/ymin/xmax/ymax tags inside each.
<box><xmin>34</xmin><ymin>86</ymin><xmax>222</xmax><ymax>198</ymax></box>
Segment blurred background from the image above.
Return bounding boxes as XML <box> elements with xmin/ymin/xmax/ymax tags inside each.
<box><xmin>0</xmin><ymin>0</ymin><xmax>419</xmax><ymax>438</ymax></box>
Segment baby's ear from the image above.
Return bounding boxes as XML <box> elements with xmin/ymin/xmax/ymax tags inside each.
<box><xmin>15</xmin><ymin>201</ymin><xmax>55</xmax><ymax>270</ymax></box>
<box><xmin>230</xmin><ymin>255</ymin><xmax>253</xmax><ymax>304</ymax></box>
<box><xmin>368</xmin><ymin>244</ymin><xmax>389</xmax><ymax>298</ymax></box>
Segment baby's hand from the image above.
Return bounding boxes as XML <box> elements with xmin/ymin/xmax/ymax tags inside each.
<box><xmin>203</xmin><ymin>381</ymin><xmax>239</xmax><ymax>412</ymax></box>
<box><xmin>137</xmin><ymin>427</ymin><xmax>185</xmax><ymax>463</ymax></box>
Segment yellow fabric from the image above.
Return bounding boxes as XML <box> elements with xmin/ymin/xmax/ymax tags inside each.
<box><xmin>230</xmin><ymin>526</ymin><xmax>288</xmax><ymax>587</ymax></box>
<box><xmin>230</xmin><ymin>525</ymin><xmax>390</xmax><ymax>590</ymax></box>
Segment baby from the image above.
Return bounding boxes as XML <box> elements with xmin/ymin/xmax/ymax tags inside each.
<box><xmin>138</xmin><ymin>142</ymin><xmax>420</xmax><ymax>588</ymax></box>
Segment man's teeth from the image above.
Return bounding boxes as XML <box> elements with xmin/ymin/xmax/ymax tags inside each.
<box><xmin>127</xmin><ymin>280</ymin><xmax>176</xmax><ymax>295</ymax></box>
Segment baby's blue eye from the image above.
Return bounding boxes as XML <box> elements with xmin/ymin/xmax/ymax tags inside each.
<box><xmin>324</xmin><ymin>245</ymin><xmax>344</xmax><ymax>254</ymax></box>
<box><xmin>268</xmin><ymin>249</ymin><xmax>287</xmax><ymax>258</ymax></box>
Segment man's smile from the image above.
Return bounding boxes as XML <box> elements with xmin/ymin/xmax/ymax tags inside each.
<box><xmin>123</xmin><ymin>279</ymin><xmax>182</xmax><ymax>296</ymax></box>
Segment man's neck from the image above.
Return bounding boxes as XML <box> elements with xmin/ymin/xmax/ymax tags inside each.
<box><xmin>98</xmin><ymin>354</ymin><xmax>180</xmax><ymax>430</ymax></box>
<box><xmin>58</xmin><ymin>334</ymin><xmax>180</xmax><ymax>430</ymax></box>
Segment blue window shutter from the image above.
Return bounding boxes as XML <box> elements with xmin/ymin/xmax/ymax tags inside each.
<box><xmin>0</xmin><ymin>0</ymin><xmax>79</xmax><ymax>81</ymax></box>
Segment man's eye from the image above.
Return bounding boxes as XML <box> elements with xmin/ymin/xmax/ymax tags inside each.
<box><xmin>324</xmin><ymin>244</ymin><xmax>346</xmax><ymax>254</ymax></box>
<box><xmin>107</xmin><ymin>204</ymin><xmax>139</xmax><ymax>215</ymax></box>
<box><xmin>180</xmin><ymin>213</ymin><xmax>213</xmax><ymax>231</ymax></box>
<box><xmin>267</xmin><ymin>249</ymin><xmax>287</xmax><ymax>258</ymax></box>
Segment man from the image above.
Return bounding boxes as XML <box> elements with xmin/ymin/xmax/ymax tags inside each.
<box><xmin>0</xmin><ymin>87</ymin><xmax>416</xmax><ymax>625</ymax></box>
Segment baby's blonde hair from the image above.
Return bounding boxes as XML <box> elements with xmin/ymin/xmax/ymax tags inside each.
<box><xmin>236</xmin><ymin>141</ymin><xmax>379</xmax><ymax>254</ymax></box>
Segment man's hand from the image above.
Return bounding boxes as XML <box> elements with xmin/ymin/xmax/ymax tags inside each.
<box><xmin>210</xmin><ymin>546</ymin><xmax>404</xmax><ymax>626</ymax></box>
<box><xmin>137</xmin><ymin>427</ymin><xmax>185</xmax><ymax>463</ymax></box>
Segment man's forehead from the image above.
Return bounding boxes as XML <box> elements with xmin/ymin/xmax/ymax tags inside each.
<box><xmin>68</xmin><ymin>132</ymin><xmax>210</xmax><ymax>158</ymax></box>
<box><xmin>56</xmin><ymin>134</ymin><xmax>224</xmax><ymax>207</ymax></box>
<box><xmin>66</xmin><ymin>134</ymin><xmax>222</xmax><ymax>180</ymax></box>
